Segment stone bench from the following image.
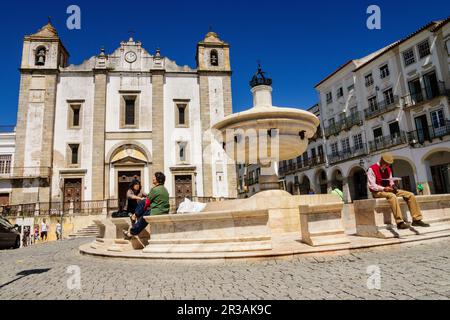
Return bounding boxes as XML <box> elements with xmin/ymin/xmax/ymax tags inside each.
<box><xmin>92</xmin><ymin>217</ymin><xmax>150</xmax><ymax>251</ymax></box>
<box><xmin>143</xmin><ymin>210</ymin><xmax>271</xmax><ymax>253</ymax></box>
<box><xmin>299</xmin><ymin>202</ymin><xmax>350</xmax><ymax>246</ymax></box>
<box><xmin>354</xmin><ymin>195</ymin><xmax>450</xmax><ymax>239</ymax></box>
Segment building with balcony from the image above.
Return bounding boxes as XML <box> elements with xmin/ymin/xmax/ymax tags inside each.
<box><xmin>0</xmin><ymin>127</ymin><xmax>15</xmax><ymax>206</ymax></box>
<box><xmin>279</xmin><ymin>17</ymin><xmax>450</xmax><ymax>203</ymax></box>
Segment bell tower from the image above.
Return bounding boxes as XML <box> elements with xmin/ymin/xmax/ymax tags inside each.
<box><xmin>20</xmin><ymin>20</ymin><xmax>69</xmax><ymax>70</ymax></box>
<box><xmin>12</xmin><ymin>20</ymin><xmax>69</xmax><ymax>204</ymax></box>
<box><xmin>196</xmin><ymin>31</ymin><xmax>231</xmax><ymax>72</ymax></box>
<box><xmin>196</xmin><ymin>31</ymin><xmax>236</xmax><ymax>198</ymax></box>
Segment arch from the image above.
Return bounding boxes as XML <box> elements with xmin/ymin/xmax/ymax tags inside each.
<box><xmin>422</xmin><ymin>149</ymin><xmax>450</xmax><ymax>194</ymax></box>
<box><xmin>287</xmin><ymin>182</ymin><xmax>294</xmax><ymax>195</ymax></box>
<box><xmin>210</xmin><ymin>49</ymin><xmax>219</xmax><ymax>66</ymax></box>
<box><xmin>35</xmin><ymin>45</ymin><xmax>47</xmax><ymax>66</ymax></box>
<box><xmin>421</xmin><ymin>147</ymin><xmax>450</xmax><ymax>163</ymax></box>
<box><xmin>314</xmin><ymin>168</ymin><xmax>328</xmax><ymax>194</ymax></box>
<box><xmin>391</xmin><ymin>158</ymin><xmax>417</xmax><ymax>193</ymax></box>
<box><xmin>346</xmin><ymin>163</ymin><xmax>366</xmax><ymax>177</ymax></box>
<box><xmin>392</xmin><ymin>155</ymin><xmax>417</xmax><ymax>175</ymax></box>
<box><xmin>348</xmin><ymin>165</ymin><xmax>368</xmax><ymax>201</ymax></box>
<box><xmin>106</xmin><ymin>141</ymin><xmax>152</xmax><ymax>164</ymax></box>
<box><xmin>298</xmin><ymin>174</ymin><xmax>311</xmax><ymax>195</ymax></box>
<box><xmin>330</xmin><ymin>167</ymin><xmax>344</xmax><ymax>191</ymax></box>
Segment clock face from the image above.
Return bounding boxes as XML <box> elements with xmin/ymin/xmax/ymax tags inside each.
<box><xmin>125</xmin><ymin>51</ymin><xmax>137</xmax><ymax>63</ymax></box>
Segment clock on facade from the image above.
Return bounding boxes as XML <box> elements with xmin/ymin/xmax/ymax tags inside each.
<box><xmin>125</xmin><ymin>51</ymin><xmax>137</xmax><ymax>63</ymax></box>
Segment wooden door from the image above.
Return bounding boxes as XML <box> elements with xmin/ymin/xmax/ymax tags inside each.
<box><xmin>118</xmin><ymin>171</ymin><xmax>141</xmax><ymax>210</ymax></box>
<box><xmin>0</xmin><ymin>194</ymin><xmax>9</xmax><ymax>206</ymax></box>
<box><xmin>175</xmin><ymin>175</ymin><xmax>193</xmax><ymax>209</ymax></box>
<box><xmin>63</xmin><ymin>179</ymin><xmax>82</xmax><ymax>212</ymax></box>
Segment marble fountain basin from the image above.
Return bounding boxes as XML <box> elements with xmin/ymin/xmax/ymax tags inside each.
<box><xmin>80</xmin><ymin>190</ymin><xmax>347</xmax><ymax>258</ymax></box>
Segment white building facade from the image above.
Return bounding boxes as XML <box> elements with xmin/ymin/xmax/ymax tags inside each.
<box><xmin>2</xmin><ymin>22</ymin><xmax>237</xmax><ymax>206</ymax></box>
<box><xmin>280</xmin><ymin>18</ymin><xmax>450</xmax><ymax>202</ymax></box>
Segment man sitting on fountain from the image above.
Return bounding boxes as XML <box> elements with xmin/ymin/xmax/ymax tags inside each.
<box><xmin>368</xmin><ymin>153</ymin><xmax>430</xmax><ymax>230</ymax></box>
<box><xmin>123</xmin><ymin>172</ymin><xmax>170</xmax><ymax>239</ymax></box>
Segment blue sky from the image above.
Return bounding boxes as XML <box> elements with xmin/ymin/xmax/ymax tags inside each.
<box><xmin>0</xmin><ymin>0</ymin><xmax>449</xmax><ymax>125</ymax></box>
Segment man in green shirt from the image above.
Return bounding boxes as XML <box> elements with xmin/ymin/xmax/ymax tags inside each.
<box><xmin>124</xmin><ymin>172</ymin><xmax>170</xmax><ymax>239</ymax></box>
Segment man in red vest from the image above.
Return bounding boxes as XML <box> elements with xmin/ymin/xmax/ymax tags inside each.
<box><xmin>367</xmin><ymin>153</ymin><xmax>430</xmax><ymax>229</ymax></box>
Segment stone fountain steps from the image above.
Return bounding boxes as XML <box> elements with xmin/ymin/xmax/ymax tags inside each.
<box><xmin>68</xmin><ymin>224</ymin><xmax>99</xmax><ymax>238</ymax></box>
<box><xmin>143</xmin><ymin>236</ymin><xmax>272</xmax><ymax>253</ymax></box>
<box><xmin>357</xmin><ymin>220</ymin><xmax>450</xmax><ymax>239</ymax></box>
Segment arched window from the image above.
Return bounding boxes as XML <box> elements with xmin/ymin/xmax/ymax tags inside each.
<box><xmin>210</xmin><ymin>49</ymin><xmax>219</xmax><ymax>66</ymax></box>
<box><xmin>35</xmin><ymin>46</ymin><xmax>46</xmax><ymax>66</ymax></box>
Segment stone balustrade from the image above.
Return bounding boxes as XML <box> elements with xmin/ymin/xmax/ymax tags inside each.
<box><xmin>143</xmin><ymin>210</ymin><xmax>271</xmax><ymax>253</ymax></box>
<box><xmin>92</xmin><ymin>217</ymin><xmax>149</xmax><ymax>251</ymax></box>
<box><xmin>299</xmin><ymin>202</ymin><xmax>350</xmax><ymax>246</ymax></box>
<box><xmin>354</xmin><ymin>195</ymin><xmax>450</xmax><ymax>239</ymax></box>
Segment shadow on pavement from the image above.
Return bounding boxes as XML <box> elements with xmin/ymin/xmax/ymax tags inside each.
<box><xmin>0</xmin><ymin>268</ymin><xmax>51</xmax><ymax>289</ymax></box>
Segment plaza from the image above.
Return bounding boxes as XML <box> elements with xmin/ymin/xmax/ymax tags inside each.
<box><xmin>1</xmin><ymin>237</ymin><xmax>450</xmax><ymax>300</ymax></box>
<box><xmin>0</xmin><ymin>3</ymin><xmax>450</xmax><ymax>302</ymax></box>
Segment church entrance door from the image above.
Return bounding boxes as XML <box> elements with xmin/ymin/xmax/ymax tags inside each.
<box><xmin>174</xmin><ymin>175</ymin><xmax>193</xmax><ymax>210</ymax></box>
<box><xmin>63</xmin><ymin>179</ymin><xmax>82</xmax><ymax>213</ymax></box>
<box><xmin>118</xmin><ymin>171</ymin><xmax>141</xmax><ymax>210</ymax></box>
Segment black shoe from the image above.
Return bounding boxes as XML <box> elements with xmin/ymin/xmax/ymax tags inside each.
<box><xmin>412</xmin><ymin>220</ymin><xmax>430</xmax><ymax>227</ymax></box>
<box><xmin>397</xmin><ymin>222</ymin><xmax>410</xmax><ymax>230</ymax></box>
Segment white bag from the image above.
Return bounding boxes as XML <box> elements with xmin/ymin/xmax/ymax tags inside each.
<box><xmin>177</xmin><ymin>198</ymin><xmax>207</xmax><ymax>214</ymax></box>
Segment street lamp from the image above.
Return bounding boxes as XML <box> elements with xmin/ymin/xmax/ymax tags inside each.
<box><xmin>359</xmin><ymin>158</ymin><xmax>365</xmax><ymax>170</ymax></box>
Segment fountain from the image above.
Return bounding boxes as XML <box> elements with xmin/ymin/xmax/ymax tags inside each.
<box><xmin>80</xmin><ymin>66</ymin><xmax>351</xmax><ymax>259</ymax></box>
<box><xmin>213</xmin><ymin>64</ymin><xmax>319</xmax><ymax>191</ymax></box>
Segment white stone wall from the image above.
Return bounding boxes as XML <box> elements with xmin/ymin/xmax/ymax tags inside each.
<box><xmin>208</xmin><ymin>76</ymin><xmax>229</xmax><ymax>197</ymax></box>
<box><xmin>163</xmin><ymin>75</ymin><xmax>203</xmax><ymax>196</ymax></box>
<box><xmin>0</xmin><ymin>132</ymin><xmax>15</xmax><ymax>197</ymax></box>
<box><xmin>51</xmin><ymin>74</ymin><xmax>95</xmax><ymax>201</ymax></box>
<box><xmin>105</xmin><ymin>74</ymin><xmax>153</xmax><ymax>132</ymax></box>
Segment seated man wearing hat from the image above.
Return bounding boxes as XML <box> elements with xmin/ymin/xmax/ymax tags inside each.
<box><xmin>367</xmin><ymin>153</ymin><xmax>430</xmax><ymax>229</ymax></box>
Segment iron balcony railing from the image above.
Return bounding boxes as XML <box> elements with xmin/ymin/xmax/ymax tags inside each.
<box><xmin>368</xmin><ymin>132</ymin><xmax>408</xmax><ymax>153</ymax></box>
<box><xmin>402</xmin><ymin>82</ymin><xmax>450</xmax><ymax>109</ymax></box>
<box><xmin>325</xmin><ymin>112</ymin><xmax>363</xmax><ymax>138</ymax></box>
<box><xmin>279</xmin><ymin>156</ymin><xmax>326</xmax><ymax>174</ymax></box>
<box><xmin>324</xmin><ymin>122</ymin><xmax>344</xmax><ymax>137</ymax></box>
<box><xmin>407</xmin><ymin>120</ymin><xmax>450</xmax><ymax>145</ymax></box>
<box><xmin>309</xmin><ymin>128</ymin><xmax>324</xmax><ymax>141</ymax></box>
<box><xmin>344</xmin><ymin>111</ymin><xmax>363</xmax><ymax>130</ymax></box>
<box><xmin>364</xmin><ymin>96</ymin><xmax>400</xmax><ymax>120</ymax></box>
<box><xmin>0</xmin><ymin>167</ymin><xmax>52</xmax><ymax>179</ymax></box>
<box><xmin>328</xmin><ymin>144</ymin><xmax>367</xmax><ymax>164</ymax></box>
<box><xmin>0</xmin><ymin>200</ymin><xmax>107</xmax><ymax>217</ymax></box>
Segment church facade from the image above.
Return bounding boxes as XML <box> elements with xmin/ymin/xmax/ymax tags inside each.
<box><xmin>10</xmin><ymin>22</ymin><xmax>237</xmax><ymax>206</ymax></box>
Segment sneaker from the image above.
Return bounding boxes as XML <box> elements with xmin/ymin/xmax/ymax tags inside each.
<box><xmin>397</xmin><ymin>222</ymin><xmax>410</xmax><ymax>230</ymax></box>
<box><xmin>412</xmin><ymin>220</ymin><xmax>430</xmax><ymax>227</ymax></box>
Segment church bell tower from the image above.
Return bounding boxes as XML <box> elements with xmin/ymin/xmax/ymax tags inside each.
<box><xmin>12</xmin><ymin>20</ymin><xmax>69</xmax><ymax>204</ymax></box>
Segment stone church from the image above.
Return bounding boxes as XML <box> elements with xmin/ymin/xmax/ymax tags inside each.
<box><xmin>11</xmin><ymin>21</ymin><xmax>237</xmax><ymax>206</ymax></box>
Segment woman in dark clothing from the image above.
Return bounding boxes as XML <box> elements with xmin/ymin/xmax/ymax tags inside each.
<box><xmin>125</xmin><ymin>180</ymin><xmax>146</xmax><ymax>214</ymax></box>
<box><xmin>123</xmin><ymin>172</ymin><xmax>170</xmax><ymax>239</ymax></box>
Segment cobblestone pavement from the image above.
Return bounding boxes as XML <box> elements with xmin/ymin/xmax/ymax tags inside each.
<box><xmin>0</xmin><ymin>237</ymin><xmax>449</xmax><ymax>300</ymax></box>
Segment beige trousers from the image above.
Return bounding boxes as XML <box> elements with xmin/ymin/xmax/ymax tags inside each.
<box><xmin>372</xmin><ymin>189</ymin><xmax>423</xmax><ymax>224</ymax></box>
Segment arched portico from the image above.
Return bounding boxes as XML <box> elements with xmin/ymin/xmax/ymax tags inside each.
<box><xmin>348</xmin><ymin>166</ymin><xmax>368</xmax><ymax>201</ymax></box>
<box><xmin>422</xmin><ymin>149</ymin><xmax>450</xmax><ymax>194</ymax></box>
<box><xmin>299</xmin><ymin>174</ymin><xmax>311</xmax><ymax>195</ymax></box>
<box><xmin>315</xmin><ymin>169</ymin><xmax>328</xmax><ymax>194</ymax></box>
<box><xmin>107</xmin><ymin>144</ymin><xmax>152</xmax><ymax>208</ymax></box>
<box><xmin>391</xmin><ymin>157</ymin><xmax>417</xmax><ymax>193</ymax></box>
